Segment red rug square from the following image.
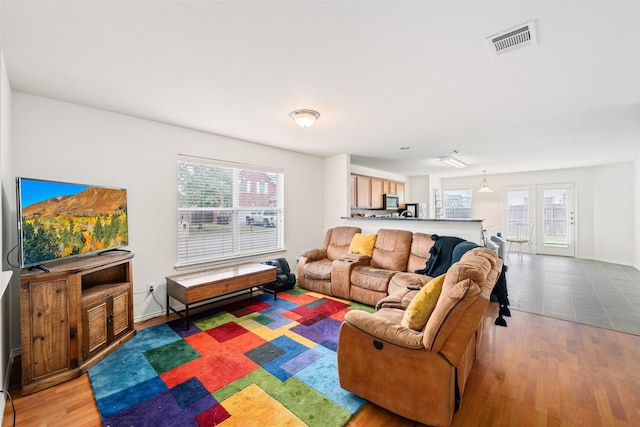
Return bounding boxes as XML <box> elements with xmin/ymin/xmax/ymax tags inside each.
<box><xmin>195</xmin><ymin>403</ymin><xmax>231</xmax><ymax>426</ymax></box>
<box><xmin>207</xmin><ymin>322</ymin><xmax>249</xmax><ymax>342</ymax></box>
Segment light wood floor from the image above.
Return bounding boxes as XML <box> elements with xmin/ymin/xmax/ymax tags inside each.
<box><xmin>4</xmin><ymin>304</ymin><xmax>640</xmax><ymax>426</ymax></box>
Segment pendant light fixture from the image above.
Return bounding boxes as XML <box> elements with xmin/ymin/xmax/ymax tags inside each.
<box><xmin>290</xmin><ymin>109</ymin><xmax>320</xmax><ymax>127</ymax></box>
<box><xmin>478</xmin><ymin>170</ymin><xmax>493</xmax><ymax>193</ymax></box>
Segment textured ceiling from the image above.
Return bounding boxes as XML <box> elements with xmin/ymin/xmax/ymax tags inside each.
<box><xmin>2</xmin><ymin>1</ymin><xmax>639</xmax><ymax>177</ymax></box>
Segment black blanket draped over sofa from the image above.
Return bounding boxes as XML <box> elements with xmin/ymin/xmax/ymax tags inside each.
<box><xmin>416</xmin><ymin>234</ymin><xmax>511</xmax><ymax>326</ymax></box>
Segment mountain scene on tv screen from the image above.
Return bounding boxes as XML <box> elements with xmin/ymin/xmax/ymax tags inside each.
<box><xmin>21</xmin><ymin>187</ymin><xmax>128</xmax><ymax>265</ymax></box>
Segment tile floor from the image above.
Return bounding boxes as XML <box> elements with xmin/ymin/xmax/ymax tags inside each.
<box><xmin>504</xmin><ymin>253</ymin><xmax>640</xmax><ymax>335</ymax></box>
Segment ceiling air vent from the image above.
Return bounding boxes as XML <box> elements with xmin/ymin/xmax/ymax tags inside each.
<box><xmin>487</xmin><ymin>20</ymin><xmax>537</xmax><ymax>56</ymax></box>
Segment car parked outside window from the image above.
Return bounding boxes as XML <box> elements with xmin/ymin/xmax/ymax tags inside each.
<box><xmin>245</xmin><ymin>210</ymin><xmax>277</xmax><ymax>226</ymax></box>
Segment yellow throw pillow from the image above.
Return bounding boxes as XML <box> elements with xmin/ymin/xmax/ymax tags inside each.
<box><xmin>401</xmin><ymin>274</ymin><xmax>446</xmax><ymax>331</ymax></box>
<box><xmin>348</xmin><ymin>233</ymin><xmax>377</xmax><ymax>257</ymax></box>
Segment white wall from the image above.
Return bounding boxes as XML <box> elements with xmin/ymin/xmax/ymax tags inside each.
<box><xmin>635</xmin><ymin>157</ymin><xmax>640</xmax><ymax>270</ymax></box>
<box><xmin>592</xmin><ymin>162</ymin><xmax>635</xmax><ymax>265</ymax></box>
<box><xmin>0</xmin><ymin>52</ymin><xmax>13</xmax><ymax>414</ymax></box>
<box><xmin>323</xmin><ymin>154</ymin><xmax>349</xmax><ymax>231</ymax></box>
<box><xmin>11</xmin><ymin>93</ymin><xmax>325</xmax><ymax>336</ymax></box>
<box><xmin>407</xmin><ymin>175</ymin><xmax>430</xmax><ymax>216</ymax></box>
<box><xmin>442</xmin><ymin>163</ymin><xmax>636</xmax><ymax>266</ymax></box>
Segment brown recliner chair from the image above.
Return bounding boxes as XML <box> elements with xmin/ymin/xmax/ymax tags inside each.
<box><xmin>298</xmin><ymin>226</ymin><xmax>361</xmax><ymax>296</ymax></box>
<box><xmin>337</xmin><ymin>248</ymin><xmax>502</xmax><ymax>427</ymax></box>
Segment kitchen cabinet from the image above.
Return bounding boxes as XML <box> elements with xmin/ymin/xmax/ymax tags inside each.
<box><xmin>356</xmin><ymin>176</ymin><xmax>371</xmax><ymax>207</ymax></box>
<box><xmin>352</xmin><ymin>174</ymin><xmax>406</xmax><ymax>209</ymax></box>
<box><xmin>371</xmin><ymin>178</ymin><xmax>383</xmax><ymax>208</ymax></box>
<box><xmin>383</xmin><ymin>180</ymin><xmax>397</xmax><ymax>195</ymax></box>
<box><xmin>397</xmin><ymin>182</ymin><xmax>405</xmax><ymax>207</ymax></box>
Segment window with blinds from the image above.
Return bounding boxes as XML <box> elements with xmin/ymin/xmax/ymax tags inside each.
<box><xmin>444</xmin><ymin>189</ymin><xmax>472</xmax><ymax>219</ymax></box>
<box><xmin>177</xmin><ymin>157</ymin><xmax>284</xmax><ymax>266</ymax></box>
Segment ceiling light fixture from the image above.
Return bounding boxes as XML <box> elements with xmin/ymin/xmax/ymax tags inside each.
<box><xmin>478</xmin><ymin>170</ymin><xmax>493</xmax><ymax>193</ymax></box>
<box><xmin>440</xmin><ymin>156</ymin><xmax>467</xmax><ymax>168</ymax></box>
<box><xmin>290</xmin><ymin>109</ymin><xmax>320</xmax><ymax>127</ymax></box>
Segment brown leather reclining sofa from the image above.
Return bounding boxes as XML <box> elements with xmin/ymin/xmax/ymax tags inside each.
<box><xmin>298</xmin><ymin>226</ymin><xmax>503</xmax><ymax>426</ymax></box>
<box><xmin>298</xmin><ymin>227</ymin><xmax>438</xmax><ymax>306</ymax></box>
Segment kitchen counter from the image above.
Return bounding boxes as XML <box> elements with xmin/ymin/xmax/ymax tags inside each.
<box><xmin>342</xmin><ymin>216</ymin><xmax>484</xmax><ymax>222</ymax></box>
<box><xmin>339</xmin><ymin>216</ymin><xmax>486</xmax><ymax>244</ymax></box>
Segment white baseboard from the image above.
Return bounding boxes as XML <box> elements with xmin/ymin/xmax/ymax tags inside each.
<box><xmin>134</xmin><ymin>308</ymin><xmax>166</xmax><ymax>323</ymax></box>
<box><xmin>1</xmin><ymin>348</ymin><xmax>21</xmax><ymax>426</ymax></box>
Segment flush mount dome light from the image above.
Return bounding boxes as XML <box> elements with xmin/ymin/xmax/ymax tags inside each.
<box><xmin>290</xmin><ymin>109</ymin><xmax>320</xmax><ymax>127</ymax></box>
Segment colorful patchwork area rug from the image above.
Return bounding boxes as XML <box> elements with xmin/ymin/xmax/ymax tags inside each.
<box><xmin>88</xmin><ymin>287</ymin><xmax>373</xmax><ymax>426</ymax></box>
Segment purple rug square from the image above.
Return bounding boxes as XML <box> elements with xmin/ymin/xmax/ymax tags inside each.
<box><xmin>280</xmin><ymin>349</ymin><xmax>324</xmax><ymax>375</ymax></box>
<box><xmin>103</xmin><ymin>391</ymin><xmax>199</xmax><ymax>427</ymax></box>
<box><xmin>291</xmin><ymin>316</ymin><xmax>341</xmax><ymax>345</ymax></box>
<box><xmin>167</xmin><ymin>318</ymin><xmax>203</xmax><ymax>338</ymax></box>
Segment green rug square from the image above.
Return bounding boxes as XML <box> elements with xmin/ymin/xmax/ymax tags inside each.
<box><xmin>349</xmin><ymin>300</ymin><xmax>375</xmax><ymax>313</ymax></box>
<box><xmin>288</xmin><ymin>286</ymin><xmax>308</xmax><ymax>295</ymax></box>
<box><xmin>144</xmin><ymin>339</ymin><xmax>201</xmax><ymax>374</ymax></box>
<box><xmin>252</xmin><ymin>313</ymin><xmax>275</xmax><ymax>326</ymax></box>
<box><xmin>195</xmin><ymin>311</ymin><xmax>261</xmax><ymax>331</ymax></box>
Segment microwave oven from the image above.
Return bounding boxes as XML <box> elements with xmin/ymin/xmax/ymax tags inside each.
<box><xmin>383</xmin><ymin>194</ymin><xmax>399</xmax><ymax>210</ymax></box>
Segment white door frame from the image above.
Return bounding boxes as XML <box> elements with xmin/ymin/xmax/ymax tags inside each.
<box><xmin>535</xmin><ymin>183</ymin><xmax>576</xmax><ymax>257</ymax></box>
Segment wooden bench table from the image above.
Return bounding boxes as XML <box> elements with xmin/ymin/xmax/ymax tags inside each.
<box><xmin>166</xmin><ymin>263</ymin><xmax>277</xmax><ymax>330</ymax></box>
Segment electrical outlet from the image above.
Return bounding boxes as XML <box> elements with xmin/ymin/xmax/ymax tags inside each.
<box><xmin>148</xmin><ymin>284</ymin><xmax>154</xmax><ymax>293</ymax></box>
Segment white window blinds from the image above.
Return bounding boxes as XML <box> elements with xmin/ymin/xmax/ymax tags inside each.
<box><xmin>177</xmin><ymin>157</ymin><xmax>284</xmax><ymax>266</ymax></box>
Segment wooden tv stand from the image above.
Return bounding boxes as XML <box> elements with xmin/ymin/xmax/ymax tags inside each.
<box><xmin>19</xmin><ymin>252</ymin><xmax>135</xmax><ymax>395</ymax></box>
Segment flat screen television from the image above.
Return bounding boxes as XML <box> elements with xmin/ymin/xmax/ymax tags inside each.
<box><xmin>16</xmin><ymin>177</ymin><xmax>129</xmax><ymax>269</ymax></box>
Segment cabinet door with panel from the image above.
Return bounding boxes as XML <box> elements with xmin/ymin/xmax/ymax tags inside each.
<box><xmin>371</xmin><ymin>178</ymin><xmax>384</xmax><ymax>208</ymax></box>
<box><xmin>82</xmin><ymin>284</ymin><xmax>130</xmax><ymax>359</ymax></box>
<box><xmin>384</xmin><ymin>180</ymin><xmax>397</xmax><ymax>195</ymax></box>
<box><xmin>356</xmin><ymin>176</ymin><xmax>371</xmax><ymax>207</ymax></box>
<box><xmin>20</xmin><ymin>277</ymin><xmax>72</xmax><ymax>385</ymax></box>
<box><xmin>397</xmin><ymin>182</ymin><xmax>406</xmax><ymax>207</ymax></box>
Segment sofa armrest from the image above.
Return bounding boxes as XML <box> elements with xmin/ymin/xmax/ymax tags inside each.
<box><xmin>298</xmin><ymin>248</ymin><xmax>328</xmax><ymax>286</ymax></box>
<box><xmin>300</xmin><ymin>248</ymin><xmax>327</xmax><ymax>261</ymax></box>
<box><xmin>375</xmin><ymin>288</ymin><xmax>419</xmax><ymax>311</ymax></box>
<box><xmin>331</xmin><ymin>257</ymin><xmax>368</xmax><ymax>299</ymax></box>
<box><xmin>344</xmin><ymin>310</ymin><xmax>424</xmax><ymax>350</ymax></box>
<box><xmin>340</xmin><ymin>253</ymin><xmax>371</xmax><ymax>264</ymax></box>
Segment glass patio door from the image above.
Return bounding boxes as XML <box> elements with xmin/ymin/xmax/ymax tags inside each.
<box><xmin>535</xmin><ymin>184</ymin><xmax>575</xmax><ymax>257</ymax></box>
